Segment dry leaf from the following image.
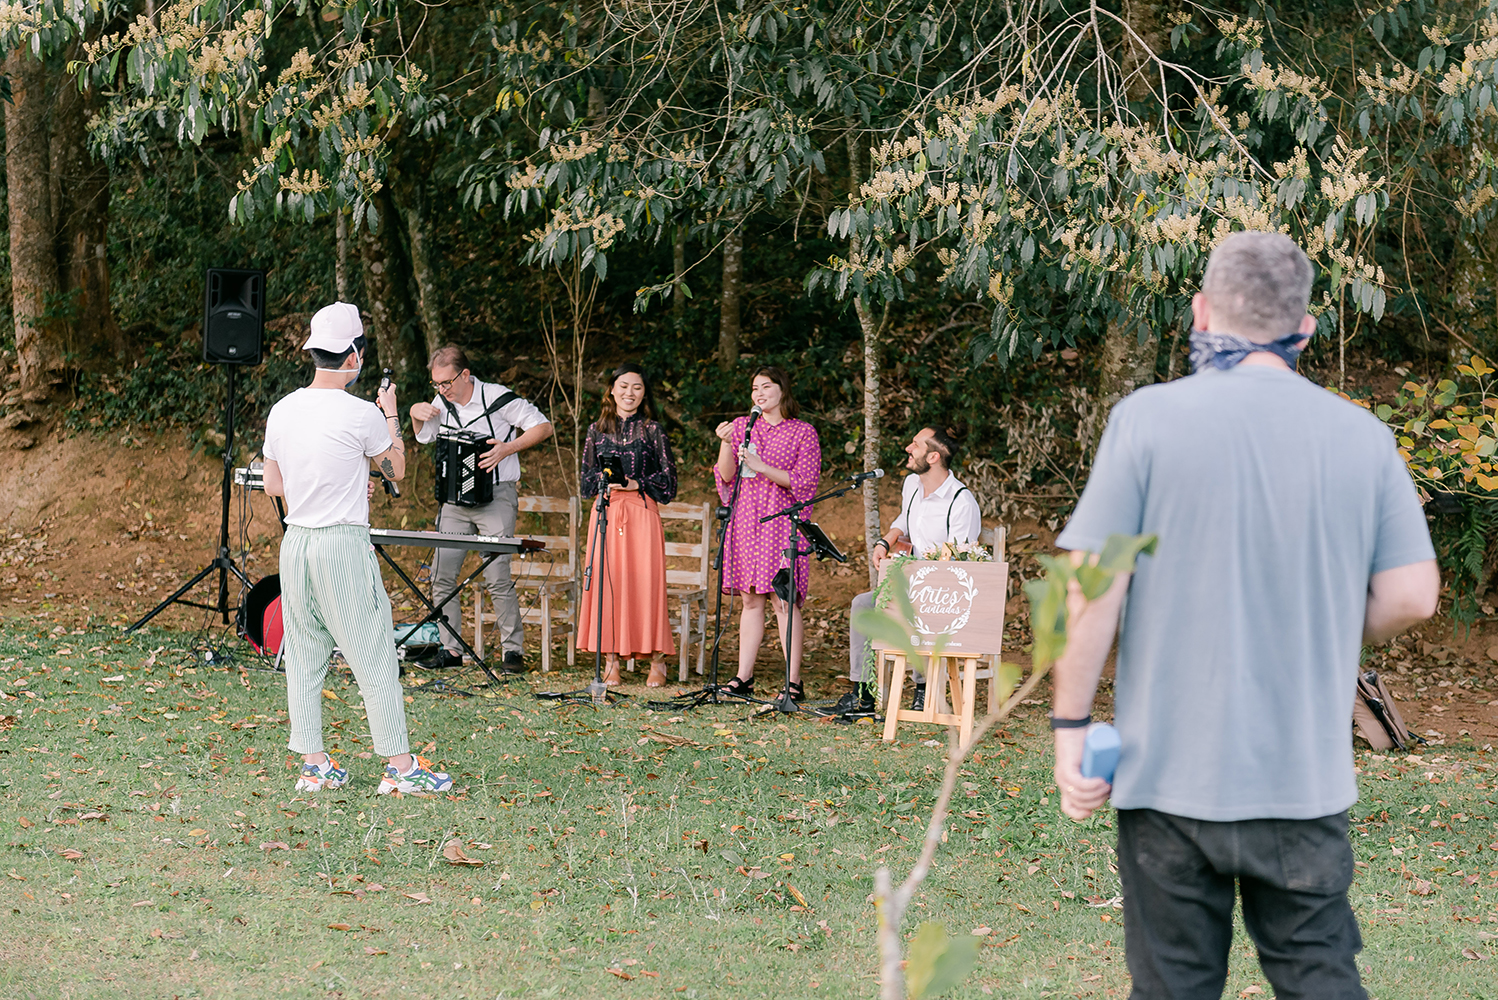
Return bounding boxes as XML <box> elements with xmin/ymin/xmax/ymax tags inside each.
<box><xmin>260</xmin><ymin>841</ymin><xmax>290</xmax><ymax>852</ymax></box>
<box><xmin>60</xmin><ymin>849</ymin><xmax>84</xmax><ymax>861</ymax></box>
<box><xmin>364</xmin><ymin>947</ymin><xmax>388</xmax><ymax>956</ymax></box>
<box><xmin>1462</xmin><ymin>948</ymin><xmax>1486</xmax><ymax>961</ymax></box>
<box><xmin>403</xmin><ymin>892</ymin><xmax>432</xmax><ymax>905</ymax></box>
<box><xmin>640</xmin><ymin>727</ymin><xmax>703</xmax><ymax>748</ymax></box>
<box><xmin>786</xmin><ymin>883</ymin><xmax>809</xmax><ymax>908</ymax></box>
<box><xmin>6</xmin><ymin>872</ymin><xmax>25</xmax><ymax>882</ymax></box>
<box><xmin>0</xmin><ymin>716</ymin><xmax>16</xmax><ymax>730</ymax></box>
<box><xmin>16</xmin><ymin>817</ymin><xmax>32</xmax><ymax>829</ymax></box>
<box><xmin>736</xmin><ymin>866</ymin><xmax>771</xmax><ymax>879</ymax></box>
<box><xmin>1411</xmin><ymin>879</ymin><xmax>1435</xmax><ymax>896</ymax></box>
<box><xmin>327</xmin><ymin>923</ymin><xmax>353</xmax><ymax>931</ymax></box>
<box><xmin>1239</xmin><ymin>987</ymin><xmax>1264</xmax><ymax>997</ymax></box>
<box><xmin>971</xmin><ymin>926</ymin><xmax>992</xmax><ymax>936</ymax></box>
<box><xmin>131</xmin><ymin>900</ymin><xmax>152</xmax><ymax>907</ymax></box>
<box><xmin>607</xmin><ymin>969</ymin><xmax>634</xmax><ymax>980</ymax></box>
<box><xmin>78</xmin><ymin>812</ymin><xmax>106</xmax><ymax>822</ymax></box>
<box><xmin>442</xmin><ymin>839</ymin><xmax>484</xmax><ymax>867</ymax></box>
<box><xmin>322</xmin><ymin>689</ymin><xmax>341</xmax><ymax>701</ymax></box>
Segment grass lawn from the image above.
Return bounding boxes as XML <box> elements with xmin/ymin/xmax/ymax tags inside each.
<box><xmin>1</xmin><ymin>619</ymin><xmax>1496</xmax><ymax>999</ymax></box>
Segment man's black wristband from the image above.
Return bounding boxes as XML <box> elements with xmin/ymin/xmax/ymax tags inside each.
<box><xmin>1049</xmin><ymin>714</ymin><xmax>1092</xmax><ymax>730</ymax></box>
<box><xmin>873</xmin><ymin>539</ymin><xmax>890</xmax><ymax>552</ymax></box>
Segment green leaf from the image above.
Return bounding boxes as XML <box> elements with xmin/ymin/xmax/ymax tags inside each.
<box><xmin>906</xmin><ymin>922</ymin><xmax>979</xmax><ymax>1000</ymax></box>
<box><xmin>851</xmin><ymin>608</ymin><xmax>918</xmax><ymax>659</ymax></box>
<box><xmin>1095</xmin><ymin>533</ymin><xmax>1158</xmax><ymax>574</ymax></box>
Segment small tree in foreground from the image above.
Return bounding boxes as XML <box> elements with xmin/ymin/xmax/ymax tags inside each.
<box><xmin>853</xmin><ymin>533</ymin><xmax>1155</xmax><ymax>999</ymax></box>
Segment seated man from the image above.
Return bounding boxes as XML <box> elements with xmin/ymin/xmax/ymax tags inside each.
<box><xmin>825</xmin><ymin>426</ymin><xmax>983</xmax><ymax>718</ymax></box>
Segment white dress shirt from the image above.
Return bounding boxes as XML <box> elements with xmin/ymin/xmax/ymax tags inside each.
<box><xmin>890</xmin><ymin>471</ymin><xmax>983</xmax><ymax>556</ymax></box>
<box><xmin>413</xmin><ymin>377</ymin><xmax>548</xmax><ymax>484</ymax></box>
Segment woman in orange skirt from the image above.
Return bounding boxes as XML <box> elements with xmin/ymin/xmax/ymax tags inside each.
<box><xmin>576</xmin><ymin>364</ymin><xmax>679</xmax><ymax>686</ymax></box>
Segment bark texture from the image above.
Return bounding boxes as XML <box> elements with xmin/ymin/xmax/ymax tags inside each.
<box><xmin>6</xmin><ymin>49</ymin><xmax>62</xmax><ymax>396</ymax></box>
<box><xmin>51</xmin><ymin>40</ymin><xmax>123</xmax><ymax>364</ymax></box>
<box><xmin>848</xmin><ymin>133</ymin><xmax>884</xmax><ymax>588</ymax></box>
<box><xmin>672</xmin><ymin>225</ymin><xmax>687</xmax><ymax>334</ymax></box>
<box><xmin>335</xmin><ymin>209</ymin><xmax>351</xmax><ymax>301</ymax></box>
<box><xmin>398</xmin><ymin>173</ymin><xmax>446</xmax><ymax>359</ymax></box>
<box><xmin>718</xmin><ymin>225</ymin><xmax>743</xmax><ymax>371</ymax></box>
<box><xmin>1097</xmin><ymin>300</ymin><xmax>1159</xmax><ymax>415</ymax></box>
<box><xmin>358</xmin><ymin>191</ymin><xmax>420</xmax><ymax>379</ymax></box>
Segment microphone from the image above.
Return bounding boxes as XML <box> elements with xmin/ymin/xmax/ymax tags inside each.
<box><xmin>742</xmin><ymin>405</ymin><xmax>763</xmax><ymax>448</ymax></box>
<box><xmin>850</xmin><ymin>468</ymin><xmax>884</xmax><ymax>484</ymax></box>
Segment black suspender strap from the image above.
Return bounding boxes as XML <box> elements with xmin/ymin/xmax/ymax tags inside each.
<box><xmin>441</xmin><ymin>385</ymin><xmax>523</xmax><ymax>441</ymax></box>
<box><xmin>946</xmin><ymin>486</ymin><xmax>970</xmax><ymax>536</ymax></box>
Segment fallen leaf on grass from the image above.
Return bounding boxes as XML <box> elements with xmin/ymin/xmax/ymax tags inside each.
<box><xmin>1463</xmin><ymin>948</ymin><xmax>1487</xmax><ymax>961</ymax></box>
<box><xmin>0</xmin><ymin>716</ymin><xmax>16</xmax><ymax>729</ymax></box>
<box><xmin>1081</xmin><ymin>974</ymin><xmax>1102</xmax><ymax>983</ymax></box>
<box><xmin>60</xmin><ymin>849</ymin><xmax>83</xmax><ymax>861</ymax></box>
<box><xmin>16</xmin><ymin>817</ymin><xmax>31</xmax><ymax>829</ymax></box>
<box><xmin>786</xmin><ymin>884</ymin><xmax>809</xmax><ymax>908</ymax></box>
<box><xmin>640</xmin><ymin>970</ymin><xmax>661</xmax><ymax>978</ymax></box>
<box><xmin>736</xmin><ymin>866</ymin><xmax>771</xmax><ymax>879</ymax></box>
<box><xmin>6</xmin><ymin>872</ymin><xmax>25</xmax><ymax>881</ymax></box>
<box><xmin>1411</xmin><ymin>879</ymin><xmax>1435</xmax><ymax>896</ymax></box>
<box><xmin>364</xmin><ymin>947</ymin><xmax>388</xmax><ymax>956</ymax></box>
<box><xmin>78</xmin><ymin>813</ymin><xmax>107</xmax><ymax>822</ymax></box>
<box><xmin>607</xmin><ymin>969</ymin><xmax>634</xmax><ymax>980</ymax></box>
<box><xmin>260</xmin><ymin>841</ymin><xmax>290</xmax><ymax>852</ymax></box>
<box><xmin>322</xmin><ymin>689</ymin><xmax>341</xmax><ymax>701</ymax></box>
<box><xmin>327</xmin><ymin>923</ymin><xmax>354</xmax><ymax>932</ymax></box>
<box><xmin>640</xmin><ymin>727</ymin><xmax>704</xmax><ymax>749</ymax></box>
<box><xmin>131</xmin><ymin>900</ymin><xmax>152</xmax><ymax>907</ymax></box>
<box><xmin>403</xmin><ymin>892</ymin><xmax>431</xmax><ymax>905</ymax></box>
<box><xmin>971</xmin><ymin>926</ymin><xmax>992</xmax><ymax>936</ymax></box>
<box><xmin>1085</xmin><ymin>895</ymin><xmax>1124</xmax><ymax>909</ymax></box>
<box><xmin>442</xmin><ymin>840</ymin><xmax>484</xmax><ymax>867</ymax></box>
<box><xmin>1239</xmin><ymin>987</ymin><xmax>1264</xmax><ymax>997</ymax></box>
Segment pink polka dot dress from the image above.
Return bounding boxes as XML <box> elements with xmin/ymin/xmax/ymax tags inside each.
<box><xmin>713</xmin><ymin>415</ymin><xmax>822</xmax><ymax>604</ymax></box>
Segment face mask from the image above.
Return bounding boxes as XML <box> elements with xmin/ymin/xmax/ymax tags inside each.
<box><xmin>343</xmin><ymin>350</ymin><xmax>363</xmax><ymax>385</ymax></box>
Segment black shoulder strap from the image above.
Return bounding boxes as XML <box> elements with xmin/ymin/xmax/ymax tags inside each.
<box><xmin>946</xmin><ymin>487</ymin><xmax>971</xmax><ymax>537</ymax></box>
<box><xmin>479</xmin><ymin>389</ymin><xmax>522</xmax><ymax>440</ymax></box>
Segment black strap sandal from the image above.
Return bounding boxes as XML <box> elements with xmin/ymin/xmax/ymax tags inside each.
<box><xmin>722</xmin><ymin>675</ymin><xmax>753</xmax><ymax>697</ymax></box>
<box><xmin>787</xmin><ymin>680</ymin><xmax>805</xmax><ymax>702</ymax></box>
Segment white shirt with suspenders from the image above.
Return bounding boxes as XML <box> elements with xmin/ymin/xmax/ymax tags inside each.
<box><xmin>890</xmin><ymin>471</ymin><xmax>983</xmax><ymax>555</ymax></box>
<box><xmin>413</xmin><ymin>377</ymin><xmax>548</xmax><ymax>485</ymax></box>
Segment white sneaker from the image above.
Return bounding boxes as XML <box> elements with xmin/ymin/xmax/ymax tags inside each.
<box><xmin>377</xmin><ymin>755</ymin><xmax>453</xmax><ymax>796</ymax></box>
<box><xmin>294</xmin><ymin>754</ymin><xmax>350</xmax><ymax>792</ymax></box>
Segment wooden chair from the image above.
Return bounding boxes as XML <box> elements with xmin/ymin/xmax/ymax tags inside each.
<box><xmin>659</xmin><ymin>501</ymin><xmax>711</xmax><ymax>681</ymax></box>
<box><xmin>472</xmin><ymin>494</ymin><xmax>579</xmax><ymax>673</ymax></box>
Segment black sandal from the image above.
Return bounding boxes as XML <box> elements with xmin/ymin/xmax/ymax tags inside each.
<box><xmin>787</xmin><ymin>680</ymin><xmax>805</xmax><ymax>702</ymax></box>
<box><xmin>722</xmin><ymin>675</ymin><xmax>754</xmax><ymax>697</ymax></box>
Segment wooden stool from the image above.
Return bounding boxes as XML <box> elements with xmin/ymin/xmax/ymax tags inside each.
<box><xmin>881</xmin><ymin>650</ymin><xmax>985</xmax><ymax>745</ymax></box>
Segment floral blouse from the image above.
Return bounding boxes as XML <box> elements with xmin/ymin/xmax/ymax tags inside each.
<box><xmin>580</xmin><ymin>415</ymin><xmax>679</xmax><ymax>504</ymax></box>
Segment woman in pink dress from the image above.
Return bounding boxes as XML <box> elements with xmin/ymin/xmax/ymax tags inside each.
<box><xmin>713</xmin><ymin>366</ymin><xmax>822</xmax><ymax>699</ymax></box>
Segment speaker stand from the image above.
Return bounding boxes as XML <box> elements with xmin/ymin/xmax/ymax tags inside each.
<box><xmin>129</xmin><ymin>365</ymin><xmax>252</xmax><ymax>632</ymax></box>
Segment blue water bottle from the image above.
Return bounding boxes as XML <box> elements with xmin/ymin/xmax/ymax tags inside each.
<box><xmin>1080</xmin><ymin>722</ymin><xmax>1120</xmax><ymax>784</ymax></box>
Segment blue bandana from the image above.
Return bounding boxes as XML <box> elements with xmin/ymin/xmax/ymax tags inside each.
<box><xmin>1188</xmin><ymin>329</ymin><xmax>1308</xmax><ymax>374</ymax></box>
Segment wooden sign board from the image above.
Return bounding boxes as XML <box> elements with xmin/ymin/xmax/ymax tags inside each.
<box><xmin>871</xmin><ymin>560</ymin><xmax>1008</xmax><ymax>657</ymax></box>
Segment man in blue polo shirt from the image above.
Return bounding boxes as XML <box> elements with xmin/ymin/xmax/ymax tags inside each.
<box><xmin>1051</xmin><ymin>231</ymin><xmax>1440</xmax><ymax>999</ymax></box>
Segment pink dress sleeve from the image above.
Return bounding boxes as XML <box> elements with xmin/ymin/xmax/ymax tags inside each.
<box><xmin>788</xmin><ymin>421</ymin><xmax>821</xmax><ymax>503</ymax></box>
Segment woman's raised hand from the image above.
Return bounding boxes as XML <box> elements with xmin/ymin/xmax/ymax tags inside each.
<box><xmin>714</xmin><ymin>421</ymin><xmax>735</xmax><ymax>443</ymax></box>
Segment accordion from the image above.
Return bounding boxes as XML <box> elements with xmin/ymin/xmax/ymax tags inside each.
<box><xmin>434</xmin><ymin>430</ymin><xmax>494</xmax><ymax>507</ymax></box>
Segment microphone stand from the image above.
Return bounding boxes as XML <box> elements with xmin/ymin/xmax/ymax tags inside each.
<box><xmin>756</xmin><ymin>480</ymin><xmax>855</xmax><ymax>714</ymax></box>
<box><xmin>537</xmin><ymin>469</ymin><xmax>625</xmax><ymax>707</ymax></box>
<box><xmin>653</xmin><ymin>416</ymin><xmax>764</xmax><ymax>711</ymax></box>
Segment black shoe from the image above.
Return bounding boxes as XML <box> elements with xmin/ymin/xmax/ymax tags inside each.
<box><xmin>787</xmin><ymin>680</ymin><xmax>805</xmax><ymax>702</ymax></box>
<box><xmin>815</xmin><ymin>687</ymin><xmax>877</xmax><ymax>718</ymax></box>
<box><xmin>910</xmin><ymin>683</ymin><xmax>927</xmax><ymax>712</ymax></box>
<box><xmin>721</xmin><ymin>675</ymin><xmax>753</xmax><ymax>697</ymax></box>
<box><xmin>425</xmin><ymin>649</ymin><xmax>463</xmax><ymax>669</ymax></box>
<box><xmin>500</xmin><ymin>651</ymin><xmax>527</xmax><ymax>675</ymax></box>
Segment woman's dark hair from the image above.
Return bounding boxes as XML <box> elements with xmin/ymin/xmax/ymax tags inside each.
<box><xmin>598</xmin><ymin>363</ymin><xmax>656</xmax><ymax>434</ymax></box>
<box><xmin>309</xmin><ymin>335</ymin><xmax>368</xmax><ymax>370</ymax></box>
<box><xmin>924</xmin><ymin>424</ymin><xmax>963</xmax><ymax>468</ymax></box>
<box><xmin>751</xmin><ymin>365</ymin><xmax>799</xmax><ymax>420</ymax></box>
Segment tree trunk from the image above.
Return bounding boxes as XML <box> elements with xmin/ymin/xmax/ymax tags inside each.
<box><xmin>358</xmin><ymin>191</ymin><xmax>420</xmax><ymax>379</ymax></box>
<box><xmin>718</xmin><ymin>225</ymin><xmax>743</xmax><ymax>371</ymax></box>
<box><xmin>401</xmin><ymin>176</ymin><xmax>446</xmax><ymax>360</ymax></box>
<box><xmin>672</xmin><ymin>225</ymin><xmax>687</xmax><ymax>334</ymax></box>
<box><xmin>336</xmin><ymin>209</ymin><xmax>351</xmax><ymax>301</ymax></box>
<box><xmin>51</xmin><ymin>39</ymin><xmax>123</xmax><ymax>366</ymax></box>
<box><xmin>6</xmin><ymin>49</ymin><xmax>62</xmax><ymax>398</ymax></box>
<box><xmin>1097</xmin><ymin>290</ymin><xmax>1159</xmax><ymax>415</ymax></box>
<box><xmin>848</xmin><ymin>133</ymin><xmax>884</xmax><ymax>588</ymax></box>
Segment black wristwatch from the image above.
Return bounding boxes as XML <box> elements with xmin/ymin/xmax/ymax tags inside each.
<box><xmin>1049</xmin><ymin>714</ymin><xmax>1092</xmax><ymax>730</ymax></box>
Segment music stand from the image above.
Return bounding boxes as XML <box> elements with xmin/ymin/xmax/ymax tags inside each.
<box><xmin>758</xmin><ymin>484</ymin><xmax>852</xmax><ymax>714</ymax></box>
<box><xmin>537</xmin><ymin>471</ymin><xmax>627</xmax><ymax>707</ymax></box>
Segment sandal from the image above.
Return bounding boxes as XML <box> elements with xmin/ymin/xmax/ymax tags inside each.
<box><xmin>787</xmin><ymin>680</ymin><xmax>805</xmax><ymax>702</ymax></box>
<box><xmin>722</xmin><ymin>675</ymin><xmax>753</xmax><ymax>697</ymax></box>
<box><xmin>603</xmin><ymin>660</ymin><xmax>623</xmax><ymax>686</ymax></box>
<box><xmin>646</xmin><ymin>661</ymin><xmax>669</xmax><ymax>688</ymax></box>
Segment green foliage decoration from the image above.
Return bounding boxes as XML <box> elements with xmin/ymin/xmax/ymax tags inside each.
<box><xmin>904</xmin><ymin>921</ymin><xmax>979</xmax><ymax>1000</ymax></box>
<box><xmin>1025</xmin><ymin>534</ymin><xmax>1158</xmax><ymax>669</ymax></box>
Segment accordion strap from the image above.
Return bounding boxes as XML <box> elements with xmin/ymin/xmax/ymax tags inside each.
<box><xmin>441</xmin><ymin>385</ymin><xmax>523</xmax><ymax>441</ymax></box>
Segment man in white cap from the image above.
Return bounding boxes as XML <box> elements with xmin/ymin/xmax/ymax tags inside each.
<box><xmin>262</xmin><ymin>302</ymin><xmax>452</xmax><ymax>796</ymax></box>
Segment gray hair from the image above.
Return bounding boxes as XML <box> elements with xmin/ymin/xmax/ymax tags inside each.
<box><xmin>1200</xmin><ymin>231</ymin><xmax>1313</xmax><ymax>342</ymax></box>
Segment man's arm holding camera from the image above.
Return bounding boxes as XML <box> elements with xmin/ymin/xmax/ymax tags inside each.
<box><xmin>374</xmin><ymin>382</ymin><xmax>406</xmax><ymax>481</ymax></box>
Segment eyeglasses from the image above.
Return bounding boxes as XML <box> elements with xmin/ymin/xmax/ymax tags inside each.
<box><xmin>431</xmin><ymin>372</ymin><xmax>465</xmax><ymax>390</ymax></box>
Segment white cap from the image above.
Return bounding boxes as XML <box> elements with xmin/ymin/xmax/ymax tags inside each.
<box><xmin>302</xmin><ymin>302</ymin><xmax>363</xmax><ymax>353</ymax></box>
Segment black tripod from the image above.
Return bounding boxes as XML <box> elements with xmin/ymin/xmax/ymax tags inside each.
<box><xmin>757</xmin><ymin>483</ymin><xmax>851</xmax><ymax>713</ymax></box>
<box><xmin>537</xmin><ymin>476</ymin><xmax>625</xmax><ymax>706</ymax></box>
<box><xmin>129</xmin><ymin>366</ymin><xmax>252</xmax><ymax>633</ymax></box>
<box><xmin>651</xmin><ymin>436</ymin><xmax>763</xmax><ymax>711</ymax></box>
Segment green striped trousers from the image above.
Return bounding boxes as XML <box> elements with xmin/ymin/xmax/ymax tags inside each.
<box><xmin>279</xmin><ymin>524</ymin><xmax>410</xmax><ymax>757</ymax></box>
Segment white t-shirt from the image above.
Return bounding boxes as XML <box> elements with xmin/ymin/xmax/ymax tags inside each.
<box><xmin>413</xmin><ymin>378</ymin><xmax>548</xmax><ymax>484</ymax></box>
<box><xmin>264</xmin><ymin>387</ymin><xmax>393</xmax><ymax>529</ymax></box>
<box><xmin>889</xmin><ymin>471</ymin><xmax>983</xmax><ymax>557</ymax></box>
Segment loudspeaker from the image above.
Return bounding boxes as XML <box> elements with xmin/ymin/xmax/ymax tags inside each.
<box><xmin>203</xmin><ymin>267</ymin><xmax>266</xmax><ymax>365</ymax></box>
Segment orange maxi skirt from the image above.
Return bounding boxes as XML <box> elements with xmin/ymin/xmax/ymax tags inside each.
<box><xmin>575</xmin><ymin>489</ymin><xmax>677</xmax><ymax>657</ymax></box>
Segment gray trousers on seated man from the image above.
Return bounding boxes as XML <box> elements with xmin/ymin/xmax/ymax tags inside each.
<box><xmin>433</xmin><ymin>481</ymin><xmax>522</xmax><ymax>656</ymax></box>
<box><xmin>850</xmin><ymin>591</ymin><xmax>924</xmax><ymax>686</ymax></box>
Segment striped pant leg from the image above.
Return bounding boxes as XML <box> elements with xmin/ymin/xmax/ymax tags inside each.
<box><xmin>279</xmin><ymin>526</ymin><xmax>337</xmax><ymax>755</ymax></box>
<box><xmin>308</xmin><ymin>525</ymin><xmax>411</xmax><ymax>758</ymax></box>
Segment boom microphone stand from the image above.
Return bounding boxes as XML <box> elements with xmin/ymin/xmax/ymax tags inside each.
<box><xmin>537</xmin><ymin>469</ymin><xmax>625</xmax><ymax>707</ymax></box>
<box><xmin>757</xmin><ymin>480</ymin><xmax>857</xmax><ymax>714</ymax></box>
<box><xmin>129</xmin><ymin>365</ymin><xmax>252</xmax><ymax>632</ymax></box>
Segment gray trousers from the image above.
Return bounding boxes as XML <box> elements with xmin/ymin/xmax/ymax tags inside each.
<box><xmin>433</xmin><ymin>481</ymin><xmax>521</xmax><ymax>655</ymax></box>
<box><xmin>849</xmin><ymin>591</ymin><xmax>923</xmax><ymax>684</ymax></box>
